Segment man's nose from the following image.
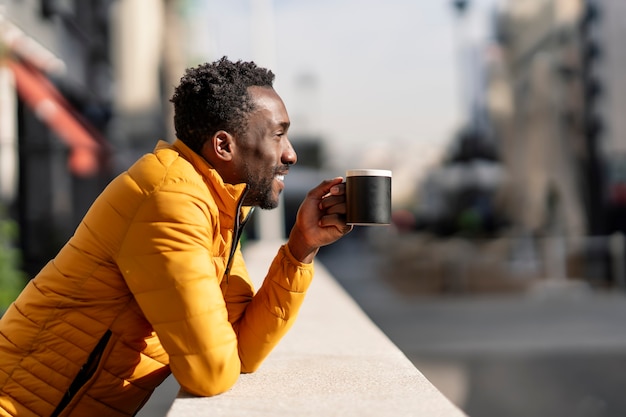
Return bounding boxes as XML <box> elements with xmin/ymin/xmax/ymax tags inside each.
<box><xmin>282</xmin><ymin>139</ymin><xmax>297</xmax><ymax>165</ymax></box>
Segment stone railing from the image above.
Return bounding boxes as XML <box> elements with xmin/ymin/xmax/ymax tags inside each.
<box><xmin>166</xmin><ymin>241</ymin><xmax>468</xmax><ymax>417</ymax></box>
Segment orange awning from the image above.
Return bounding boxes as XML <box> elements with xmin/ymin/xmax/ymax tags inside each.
<box><xmin>6</xmin><ymin>60</ymin><xmax>105</xmax><ymax>177</ymax></box>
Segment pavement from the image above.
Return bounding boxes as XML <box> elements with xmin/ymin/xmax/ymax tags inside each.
<box><xmin>317</xmin><ymin>231</ymin><xmax>626</xmax><ymax>417</ymax></box>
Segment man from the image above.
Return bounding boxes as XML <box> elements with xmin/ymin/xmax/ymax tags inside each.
<box><xmin>0</xmin><ymin>57</ymin><xmax>351</xmax><ymax>416</ymax></box>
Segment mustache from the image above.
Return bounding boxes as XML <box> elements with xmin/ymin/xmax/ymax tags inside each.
<box><xmin>274</xmin><ymin>165</ymin><xmax>291</xmax><ymax>175</ymax></box>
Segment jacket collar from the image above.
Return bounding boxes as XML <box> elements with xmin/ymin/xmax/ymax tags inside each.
<box><xmin>155</xmin><ymin>139</ymin><xmax>251</xmax><ymax>222</ymax></box>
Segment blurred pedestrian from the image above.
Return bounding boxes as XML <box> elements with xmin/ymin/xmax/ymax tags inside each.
<box><xmin>0</xmin><ymin>57</ymin><xmax>351</xmax><ymax>416</ymax></box>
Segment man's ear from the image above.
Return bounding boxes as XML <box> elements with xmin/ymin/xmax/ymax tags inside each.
<box><xmin>203</xmin><ymin>131</ymin><xmax>235</xmax><ymax>162</ymax></box>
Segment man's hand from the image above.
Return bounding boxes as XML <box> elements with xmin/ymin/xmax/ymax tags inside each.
<box><xmin>287</xmin><ymin>177</ymin><xmax>352</xmax><ymax>263</ymax></box>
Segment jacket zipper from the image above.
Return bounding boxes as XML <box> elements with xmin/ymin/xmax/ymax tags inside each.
<box><xmin>224</xmin><ymin>186</ymin><xmax>254</xmax><ymax>281</ymax></box>
<box><xmin>51</xmin><ymin>329</ymin><xmax>112</xmax><ymax>417</ymax></box>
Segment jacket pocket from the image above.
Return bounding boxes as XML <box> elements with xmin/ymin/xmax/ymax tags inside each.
<box><xmin>51</xmin><ymin>329</ymin><xmax>112</xmax><ymax>417</ymax></box>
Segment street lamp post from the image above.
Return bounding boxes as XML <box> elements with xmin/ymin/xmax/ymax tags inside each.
<box><xmin>451</xmin><ymin>0</ymin><xmax>472</xmax><ymax>129</ymax></box>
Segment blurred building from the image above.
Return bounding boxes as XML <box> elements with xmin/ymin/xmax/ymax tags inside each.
<box><xmin>580</xmin><ymin>0</ymin><xmax>626</xmax><ymax>235</ymax></box>
<box><xmin>484</xmin><ymin>0</ymin><xmax>588</xmax><ymax>239</ymax></box>
<box><xmin>467</xmin><ymin>0</ymin><xmax>626</xmax><ymax>285</ymax></box>
<box><xmin>0</xmin><ymin>0</ymin><xmax>184</xmax><ymax>276</ymax></box>
<box><xmin>402</xmin><ymin>0</ymin><xmax>626</xmax><ymax>285</ymax></box>
<box><xmin>479</xmin><ymin>0</ymin><xmax>626</xmax><ymax>236</ymax></box>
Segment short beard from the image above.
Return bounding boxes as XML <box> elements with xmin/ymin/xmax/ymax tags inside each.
<box><xmin>242</xmin><ymin>169</ymin><xmax>278</xmax><ymax>210</ymax></box>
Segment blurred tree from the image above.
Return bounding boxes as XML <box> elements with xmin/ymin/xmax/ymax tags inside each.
<box><xmin>0</xmin><ymin>205</ymin><xmax>26</xmax><ymax>314</ymax></box>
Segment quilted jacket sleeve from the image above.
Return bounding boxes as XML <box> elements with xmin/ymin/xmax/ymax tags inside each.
<box><xmin>223</xmin><ymin>243</ymin><xmax>313</xmax><ymax>373</ymax></box>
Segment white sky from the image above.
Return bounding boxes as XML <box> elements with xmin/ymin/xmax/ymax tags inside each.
<box><xmin>182</xmin><ymin>0</ymin><xmax>497</xmax><ymax>186</ymax></box>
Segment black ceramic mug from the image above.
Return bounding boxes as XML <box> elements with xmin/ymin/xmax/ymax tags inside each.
<box><xmin>345</xmin><ymin>169</ymin><xmax>392</xmax><ymax>226</ymax></box>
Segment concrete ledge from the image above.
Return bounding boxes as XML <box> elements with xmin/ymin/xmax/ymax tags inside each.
<box><xmin>166</xmin><ymin>241</ymin><xmax>467</xmax><ymax>417</ymax></box>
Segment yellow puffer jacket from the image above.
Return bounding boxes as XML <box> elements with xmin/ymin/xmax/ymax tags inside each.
<box><xmin>0</xmin><ymin>139</ymin><xmax>314</xmax><ymax>416</ymax></box>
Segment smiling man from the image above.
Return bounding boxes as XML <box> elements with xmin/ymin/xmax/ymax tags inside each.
<box><xmin>0</xmin><ymin>57</ymin><xmax>351</xmax><ymax>416</ymax></box>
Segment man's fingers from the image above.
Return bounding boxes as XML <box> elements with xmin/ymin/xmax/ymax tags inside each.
<box><xmin>318</xmin><ymin>212</ymin><xmax>351</xmax><ymax>230</ymax></box>
<box><xmin>321</xmin><ymin>201</ymin><xmax>346</xmax><ymax>215</ymax></box>
<box><xmin>318</xmin><ymin>195</ymin><xmax>345</xmax><ymax>211</ymax></box>
<box><xmin>308</xmin><ymin>177</ymin><xmax>344</xmax><ymax>200</ymax></box>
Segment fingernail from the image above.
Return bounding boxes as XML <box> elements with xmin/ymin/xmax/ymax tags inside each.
<box><xmin>330</xmin><ymin>186</ymin><xmax>339</xmax><ymax>194</ymax></box>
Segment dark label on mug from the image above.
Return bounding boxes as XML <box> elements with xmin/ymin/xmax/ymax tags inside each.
<box><xmin>346</xmin><ymin>175</ymin><xmax>391</xmax><ymax>225</ymax></box>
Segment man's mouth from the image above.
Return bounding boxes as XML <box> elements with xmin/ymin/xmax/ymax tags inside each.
<box><xmin>275</xmin><ymin>167</ymin><xmax>289</xmax><ymax>182</ymax></box>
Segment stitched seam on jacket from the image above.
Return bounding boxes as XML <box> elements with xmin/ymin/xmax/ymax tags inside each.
<box><xmin>3</xmin><ymin>372</ymin><xmax>58</xmax><ymax>412</ymax></box>
<box><xmin>113</xmin><ymin>190</ymin><xmax>213</xmax><ymax>266</ymax></box>
<box><xmin>261</xmin><ymin>297</ymin><xmax>290</xmax><ymax>322</ymax></box>
<box><xmin>0</xmin><ymin>300</ymin><xmax>55</xmax><ymax>383</ymax></box>
<box><xmin>83</xmin><ymin>392</ymin><xmax>130</xmax><ymax>415</ymax></box>
<box><xmin>113</xmin><ymin>161</ymin><xmax>169</xmax><ymax>262</ymax></box>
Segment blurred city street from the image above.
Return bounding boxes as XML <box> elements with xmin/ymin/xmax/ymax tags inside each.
<box><xmin>4</xmin><ymin>1</ymin><xmax>626</xmax><ymax>416</ymax></box>
<box><xmin>318</xmin><ymin>230</ymin><xmax>626</xmax><ymax>417</ymax></box>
